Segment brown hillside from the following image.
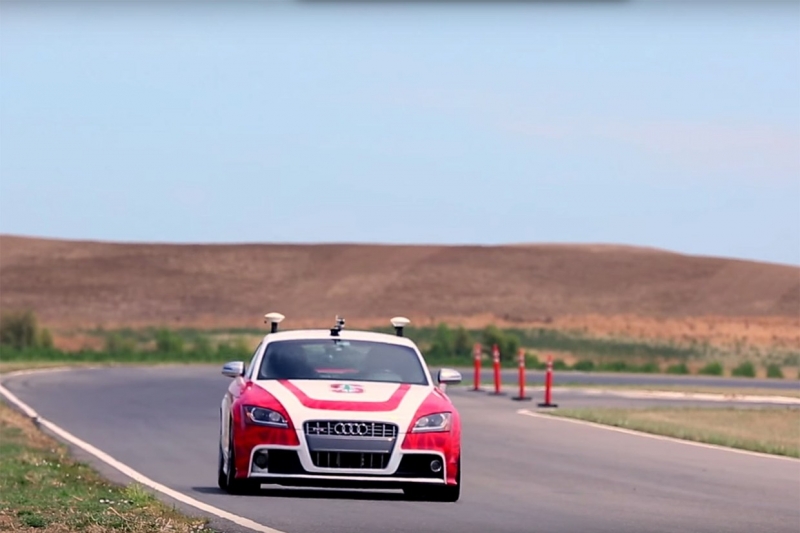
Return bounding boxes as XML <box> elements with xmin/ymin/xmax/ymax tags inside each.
<box><xmin>0</xmin><ymin>235</ymin><xmax>797</xmax><ymax>332</ymax></box>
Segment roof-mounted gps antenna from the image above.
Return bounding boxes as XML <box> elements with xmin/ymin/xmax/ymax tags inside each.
<box><xmin>330</xmin><ymin>316</ymin><xmax>345</xmax><ymax>336</ymax></box>
<box><xmin>391</xmin><ymin>316</ymin><xmax>410</xmax><ymax>337</ymax></box>
<box><xmin>264</xmin><ymin>312</ymin><xmax>285</xmax><ymax>334</ymax></box>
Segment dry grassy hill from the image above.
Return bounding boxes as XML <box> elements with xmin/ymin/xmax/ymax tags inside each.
<box><xmin>1</xmin><ymin>235</ymin><xmax>797</xmax><ymax>334</ymax></box>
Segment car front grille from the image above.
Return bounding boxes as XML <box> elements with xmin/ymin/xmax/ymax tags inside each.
<box><xmin>304</xmin><ymin>420</ymin><xmax>398</xmax><ymax>438</ymax></box>
<box><xmin>311</xmin><ymin>451</ymin><xmax>390</xmax><ymax>469</ymax></box>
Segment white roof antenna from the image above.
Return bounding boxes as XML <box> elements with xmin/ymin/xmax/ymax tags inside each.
<box><xmin>390</xmin><ymin>316</ymin><xmax>411</xmax><ymax>337</ymax></box>
<box><xmin>264</xmin><ymin>312</ymin><xmax>285</xmax><ymax>333</ymax></box>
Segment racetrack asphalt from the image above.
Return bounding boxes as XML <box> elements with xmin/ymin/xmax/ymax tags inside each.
<box><xmin>3</xmin><ymin>366</ymin><xmax>799</xmax><ymax>533</ymax></box>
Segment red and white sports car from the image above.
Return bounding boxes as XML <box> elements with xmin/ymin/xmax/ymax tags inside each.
<box><xmin>217</xmin><ymin>314</ymin><xmax>463</xmax><ymax>502</ymax></box>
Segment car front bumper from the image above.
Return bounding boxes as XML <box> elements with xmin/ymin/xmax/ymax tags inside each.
<box><xmin>245</xmin><ymin>446</ymin><xmax>450</xmax><ymax>486</ymax></box>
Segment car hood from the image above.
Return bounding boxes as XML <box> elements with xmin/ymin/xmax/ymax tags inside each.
<box><xmin>254</xmin><ymin>379</ymin><xmax>434</xmax><ymax>430</ymax></box>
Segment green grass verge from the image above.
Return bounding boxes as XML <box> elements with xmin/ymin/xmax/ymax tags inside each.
<box><xmin>92</xmin><ymin>323</ymin><xmax>705</xmax><ymax>361</ymax></box>
<box><xmin>6</xmin><ymin>322</ymin><xmax>799</xmax><ymax>378</ymax></box>
<box><xmin>546</xmin><ymin>407</ymin><xmax>800</xmax><ymax>458</ymax></box>
<box><xmin>0</xmin><ymin>402</ymin><xmax>217</xmax><ymax>532</ymax></box>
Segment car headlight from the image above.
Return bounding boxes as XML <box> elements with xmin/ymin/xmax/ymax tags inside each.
<box><xmin>412</xmin><ymin>412</ymin><xmax>452</xmax><ymax>433</ymax></box>
<box><xmin>244</xmin><ymin>406</ymin><xmax>289</xmax><ymax>428</ymax></box>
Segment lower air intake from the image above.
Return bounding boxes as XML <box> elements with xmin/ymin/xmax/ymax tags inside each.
<box><xmin>311</xmin><ymin>451</ymin><xmax>390</xmax><ymax>469</ymax></box>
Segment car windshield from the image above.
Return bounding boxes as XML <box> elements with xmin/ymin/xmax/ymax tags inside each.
<box><xmin>257</xmin><ymin>339</ymin><xmax>428</xmax><ymax>385</ymax></box>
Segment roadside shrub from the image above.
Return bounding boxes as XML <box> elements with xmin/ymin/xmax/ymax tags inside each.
<box><xmin>782</xmin><ymin>353</ymin><xmax>800</xmax><ymax>366</ymax></box>
<box><xmin>666</xmin><ymin>363</ymin><xmax>689</xmax><ymax>375</ymax></box>
<box><xmin>216</xmin><ymin>337</ymin><xmax>253</xmax><ymax>359</ymax></box>
<box><xmin>429</xmin><ymin>323</ymin><xmax>456</xmax><ymax>359</ymax></box>
<box><xmin>481</xmin><ymin>325</ymin><xmax>504</xmax><ymax>355</ymax></box>
<box><xmin>192</xmin><ymin>335</ymin><xmax>214</xmax><ymax>356</ymax></box>
<box><xmin>552</xmin><ymin>359</ymin><xmax>569</xmax><ymax>371</ymax></box>
<box><xmin>0</xmin><ymin>310</ymin><xmax>53</xmax><ymax>350</ymax></box>
<box><xmin>0</xmin><ymin>310</ymin><xmax>38</xmax><ymax>349</ymax></box>
<box><xmin>154</xmin><ymin>328</ymin><xmax>184</xmax><ymax>354</ymax></box>
<box><xmin>698</xmin><ymin>362</ymin><xmax>724</xmax><ymax>376</ymax></box>
<box><xmin>453</xmin><ymin>326</ymin><xmax>472</xmax><ymax>358</ymax></box>
<box><xmin>572</xmin><ymin>359</ymin><xmax>595</xmax><ymax>372</ymax></box>
<box><xmin>480</xmin><ymin>325</ymin><xmax>521</xmax><ymax>363</ymax></box>
<box><xmin>503</xmin><ymin>334</ymin><xmax>521</xmax><ymax>363</ymax></box>
<box><xmin>525</xmin><ymin>353</ymin><xmax>542</xmax><ymax>369</ymax></box>
<box><xmin>105</xmin><ymin>333</ymin><xmax>136</xmax><ymax>354</ymax></box>
<box><xmin>598</xmin><ymin>361</ymin><xmax>628</xmax><ymax>372</ymax></box>
<box><xmin>637</xmin><ymin>362</ymin><xmax>660</xmax><ymax>373</ymax></box>
<box><xmin>597</xmin><ymin>361</ymin><xmax>658</xmax><ymax>373</ymax></box>
<box><xmin>732</xmin><ymin>361</ymin><xmax>756</xmax><ymax>378</ymax></box>
<box><xmin>766</xmin><ymin>364</ymin><xmax>784</xmax><ymax>379</ymax></box>
<box><xmin>38</xmin><ymin>327</ymin><xmax>54</xmax><ymax>349</ymax></box>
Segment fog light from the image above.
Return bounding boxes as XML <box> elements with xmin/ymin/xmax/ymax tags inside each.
<box><xmin>254</xmin><ymin>451</ymin><xmax>269</xmax><ymax>469</ymax></box>
<box><xmin>430</xmin><ymin>459</ymin><xmax>443</xmax><ymax>473</ymax></box>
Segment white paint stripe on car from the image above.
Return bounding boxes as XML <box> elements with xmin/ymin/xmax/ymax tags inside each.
<box><xmin>0</xmin><ymin>380</ymin><xmax>289</xmax><ymax>533</ymax></box>
<box><xmin>516</xmin><ymin>408</ymin><xmax>800</xmax><ymax>463</ymax></box>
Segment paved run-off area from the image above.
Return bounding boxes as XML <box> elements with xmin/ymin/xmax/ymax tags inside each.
<box><xmin>3</xmin><ymin>367</ymin><xmax>799</xmax><ymax>533</ymax></box>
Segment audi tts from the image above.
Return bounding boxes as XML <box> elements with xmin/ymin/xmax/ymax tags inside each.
<box><xmin>217</xmin><ymin>313</ymin><xmax>463</xmax><ymax>502</ymax></box>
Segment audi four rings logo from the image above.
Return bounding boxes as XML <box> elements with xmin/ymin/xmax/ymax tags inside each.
<box><xmin>333</xmin><ymin>422</ymin><xmax>371</xmax><ymax>436</ymax></box>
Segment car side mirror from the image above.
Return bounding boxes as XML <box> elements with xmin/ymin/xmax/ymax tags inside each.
<box><xmin>222</xmin><ymin>361</ymin><xmax>245</xmax><ymax>378</ymax></box>
<box><xmin>437</xmin><ymin>368</ymin><xmax>462</xmax><ymax>385</ymax></box>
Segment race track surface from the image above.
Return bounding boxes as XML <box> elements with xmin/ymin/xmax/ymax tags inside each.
<box><xmin>3</xmin><ymin>367</ymin><xmax>799</xmax><ymax>533</ymax></box>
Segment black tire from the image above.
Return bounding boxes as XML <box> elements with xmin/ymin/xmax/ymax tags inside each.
<box><xmin>222</xmin><ymin>420</ymin><xmax>258</xmax><ymax>495</ymax></box>
<box><xmin>217</xmin><ymin>444</ymin><xmax>228</xmax><ymax>491</ymax></box>
<box><xmin>217</xmin><ymin>410</ymin><xmax>229</xmax><ymax>491</ymax></box>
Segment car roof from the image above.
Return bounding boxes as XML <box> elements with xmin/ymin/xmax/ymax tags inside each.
<box><xmin>259</xmin><ymin>328</ymin><xmax>419</xmax><ymax>349</ymax></box>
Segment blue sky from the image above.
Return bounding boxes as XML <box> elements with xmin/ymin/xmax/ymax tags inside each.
<box><xmin>1</xmin><ymin>1</ymin><xmax>798</xmax><ymax>265</ymax></box>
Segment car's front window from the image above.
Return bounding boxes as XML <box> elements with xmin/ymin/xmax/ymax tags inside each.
<box><xmin>257</xmin><ymin>339</ymin><xmax>428</xmax><ymax>385</ymax></box>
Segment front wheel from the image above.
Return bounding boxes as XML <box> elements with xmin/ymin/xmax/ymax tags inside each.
<box><xmin>222</xmin><ymin>421</ymin><xmax>259</xmax><ymax>495</ymax></box>
<box><xmin>217</xmin><ymin>444</ymin><xmax>228</xmax><ymax>491</ymax></box>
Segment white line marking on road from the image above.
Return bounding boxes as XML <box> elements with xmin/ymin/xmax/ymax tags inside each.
<box><xmin>2</xmin><ymin>367</ymin><xmax>77</xmax><ymax>379</ymax></box>
<box><xmin>0</xmin><ymin>381</ymin><xmax>40</xmax><ymax>419</ymax></box>
<box><xmin>0</xmin><ymin>380</ymin><xmax>288</xmax><ymax>533</ymax></box>
<box><xmin>574</xmin><ymin>389</ymin><xmax>800</xmax><ymax>404</ymax></box>
<box><xmin>516</xmin><ymin>408</ymin><xmax>800</xmax><ymax>463</ymax></box>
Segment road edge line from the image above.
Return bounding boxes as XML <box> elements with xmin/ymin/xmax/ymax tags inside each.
<box><xmin>516</xmin><ymin>408</ymin><xmax>800</xmax><ymax>463</ymax></box>
<box><xmin>0</xmin><ymin>377</ymin><xmax>288</xmax><ymax>533</ymax></box>
<box><xmin>575</xmin><ymin>388</ymin><xmax>800</xmax><ymax>405</ymax></box>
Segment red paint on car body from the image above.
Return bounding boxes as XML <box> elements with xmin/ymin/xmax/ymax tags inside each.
<box><xmin>230</xmin><ymin>380</ymin><xmax>299</xmax><ymax>477</ymax></box>
<box><xmin>402</xmin><ymin>389</ymin><xmax>461</xmax><ymax>485</ymax></box>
